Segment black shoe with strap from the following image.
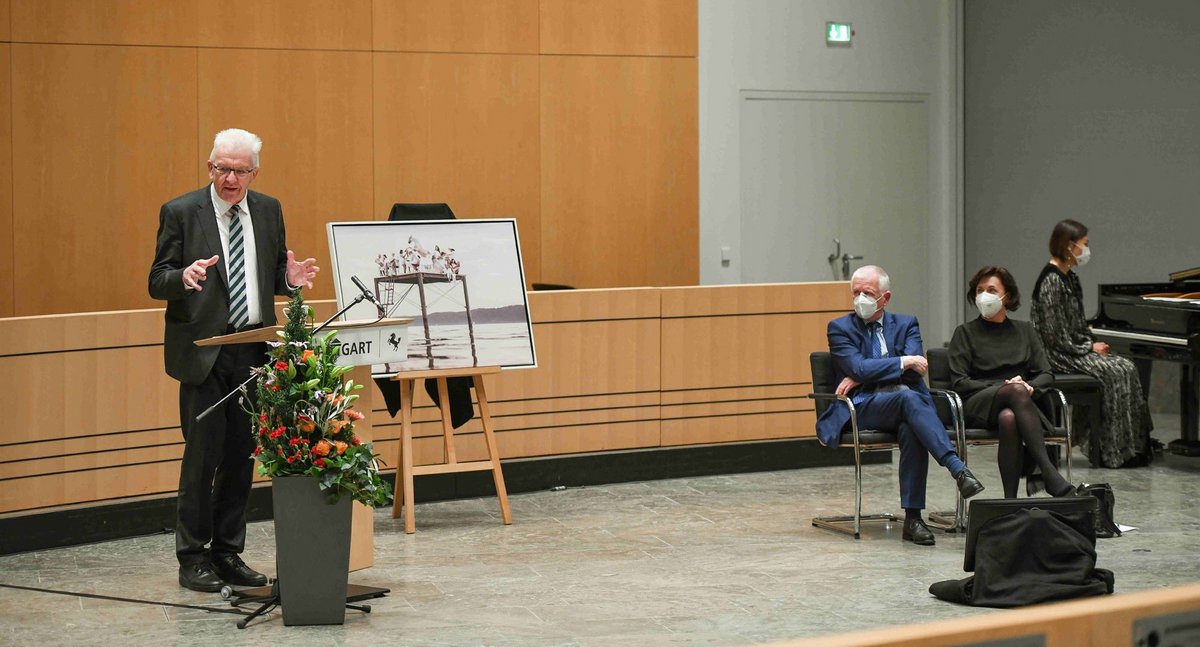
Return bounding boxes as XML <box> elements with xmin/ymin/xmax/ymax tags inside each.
<box><xmin>179</xmin><ymin>563</ymin><xmax>224</xmax><ymax>593</ymax></box>
<box><xmin>211</xmin><ymin>554</ymin><xmax>268</xmax><ymax>587</ymax></box>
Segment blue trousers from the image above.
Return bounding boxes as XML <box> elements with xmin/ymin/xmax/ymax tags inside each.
<box><xmin>853</xmin><ymin>389</ymin><xmax>959</xmax><ymax>510</ymax></box>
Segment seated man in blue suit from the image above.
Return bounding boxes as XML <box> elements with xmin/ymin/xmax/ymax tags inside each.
<box><xmin>817</xmin><ymin>265</ymin><xmax>985</xmax><ymax>545</ymax></box>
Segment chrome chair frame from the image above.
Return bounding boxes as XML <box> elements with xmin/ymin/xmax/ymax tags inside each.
<box><xmin>808</xmin><ymin>352</ymin><xmax>964</xmax><ymax>539</ymax></box>
<box><xmin>925</xmin><ymin>348</ymin><xmax>1073</xmax><ymax>532</ymax></box>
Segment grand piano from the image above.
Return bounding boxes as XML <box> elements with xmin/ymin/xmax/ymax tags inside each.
<box><xmin>1089</xmin><ymin>268</ymin><xmax>1200</xmax><ymax>456</ymax></box>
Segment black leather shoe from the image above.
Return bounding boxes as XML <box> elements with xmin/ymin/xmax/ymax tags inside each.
<box><xmin>956</xmin><ymin>468</ymin><xmax>985</xmax><ymax>499</ymax></box>
<box><xmin>902</xmin><ymin>518</ymin><xmax>936</xmax><ymax>546</ymax></box>
<box><xmin>179</xmin><ymin>563</ymin><xmax>224</xmax><ymax>593</ymax></box>
<box><xmin>211</xmin><ymin>554</ymin><xmax>268</xmax><ymax>587</ymax></box>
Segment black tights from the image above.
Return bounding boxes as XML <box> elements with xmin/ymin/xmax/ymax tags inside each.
<box><xmin>995</xmin><ymin>383</ymin><xmax>1072</xmax><ymax>498</ymax></box>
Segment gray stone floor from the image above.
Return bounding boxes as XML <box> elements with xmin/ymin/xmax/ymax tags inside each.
<box><xmin>2</xmin><ymin>414</ymin><xmax>1198</xmax><ymax>646</ymax></box>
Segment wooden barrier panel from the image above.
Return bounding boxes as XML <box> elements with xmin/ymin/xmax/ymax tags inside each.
<box><xmin>9</xmin><ymin>0</ymin><xmax>198</xmax><ymax>47</ymax></box>
<box><xmin>778</xmin><ymin>583</ymin><xmax>1200</xmax><ymax>647</ymax></box>
<box><xmin>0</xmin><ymin>43</ymin><xmax>11</xmax><ymax>317</ymax></box>
<box><xmin>0</xmin><ymin>283</ymin><xmax>842</xmax><ymax>515</ymax></box>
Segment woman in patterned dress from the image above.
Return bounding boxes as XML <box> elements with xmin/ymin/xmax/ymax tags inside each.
<box><xmin>1031</xmin><ymin>219</ymin><xmax>1153</xmax><ymax>468</ymax></box>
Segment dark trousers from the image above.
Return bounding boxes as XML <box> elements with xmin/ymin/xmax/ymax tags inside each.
<box><xmin>853</xmin><ymin>389</ymin><xmax>957</xmax><ymax>510</ymax></box>
<box><xmin>176</xmin><ymin>341</ymin><xmax>263</xmax><ymax>566</ymax></box>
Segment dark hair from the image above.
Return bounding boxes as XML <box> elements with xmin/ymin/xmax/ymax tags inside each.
<box><xmin>968</xmin><ymin>265</ymin><xmax>1021</xmax><ymax>312</ymax></box>
<box><xmin>1049</xmin><ymin>219</ymin><xmax>1088</xmax><ymax>262</ymax></box>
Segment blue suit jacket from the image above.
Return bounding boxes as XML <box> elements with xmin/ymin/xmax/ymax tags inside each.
<box><xmin>815</xmin><ymin>311</ymin><xmax>930</xmax><ymax>447</ymax></box>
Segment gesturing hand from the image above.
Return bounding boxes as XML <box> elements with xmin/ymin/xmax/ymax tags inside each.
<box><xmin>183</xmin><ymin>255</ymin><xmax>220</xmax><ymax>291</ymax></box>
<box><xmin>286</xmin><ymin>250</ymin><xmax>320</xmax><ymax>289</ymax></box>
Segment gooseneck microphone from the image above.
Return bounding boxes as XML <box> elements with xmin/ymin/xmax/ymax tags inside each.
<box><xmin>350</xmin><ymin>275</ymin><xmax>380</xmax><ymax>306</ymax></box>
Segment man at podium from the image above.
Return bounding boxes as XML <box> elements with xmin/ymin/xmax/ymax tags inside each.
<box><xmin>148</xmin><ymin>128</ymin><xmax>319</xmax><ymax>593</ymax></box>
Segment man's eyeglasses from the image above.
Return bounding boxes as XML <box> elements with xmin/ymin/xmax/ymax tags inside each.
<box><xmin>211</xmin><ymin>165</ymin><xmax>256</xmax><ymax>178</ymax></box>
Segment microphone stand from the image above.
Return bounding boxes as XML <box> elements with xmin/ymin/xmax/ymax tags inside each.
<box><xmin>195</xmin><ymin>292</ymin><xmax>368</xmax><ymax>423</ymax></box>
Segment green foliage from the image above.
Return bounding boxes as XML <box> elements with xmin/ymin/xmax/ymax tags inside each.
<box><xmin>248</xmin><ymin>291</ymin><xmax>392</xmax><ymax>508</ymax></box>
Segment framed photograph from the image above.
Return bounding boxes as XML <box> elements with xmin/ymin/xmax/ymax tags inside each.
<box><xmin>327</xmin><ymin>219</ymin><xmax>536</xmax><ymax>375</ymax></box>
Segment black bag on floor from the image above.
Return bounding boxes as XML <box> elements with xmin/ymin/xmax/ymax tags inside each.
<box><xmin>930</xmin><ymin>502</ymin><xmax>1114</xmax><ymax>608</ymax></box>
<box><xmin>1077</xmin><ymin>482</ymin><xmax>1121</xmax><ymax>538</ymax></box>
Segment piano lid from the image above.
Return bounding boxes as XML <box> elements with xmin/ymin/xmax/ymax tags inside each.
<box><xmin>1169</xmin><ymin>266</ymin><xmax>1200</xmax><ymax>282</ymax></box>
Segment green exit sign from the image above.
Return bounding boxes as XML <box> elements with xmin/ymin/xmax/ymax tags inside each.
<box><xmin>826</xmin><ymin>22</ymin><xmax>853</xmax><ymax>47</ymax></box>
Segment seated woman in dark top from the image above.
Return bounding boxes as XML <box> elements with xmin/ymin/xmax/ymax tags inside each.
<box><xmin>949</xmin><ymin>266</ymin><xmax>1074</xmax><ymax>498</ymax></box>
<box><xmin>1031</xmin><ymin>219</ymin><xmax>1153</xmax><ymax>468</ymax></box>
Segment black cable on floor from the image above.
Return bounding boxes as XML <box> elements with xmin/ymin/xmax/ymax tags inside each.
<box><xmin>0</xmin><ymin>582</ymin><xmax>250</xmax><ymax>616</ymax></box>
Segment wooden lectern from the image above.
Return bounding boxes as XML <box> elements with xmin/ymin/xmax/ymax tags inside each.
<box><xmin>391</xmin><ymin>365</ymin><xmax>513</xmax><ymax>533</ymax></box>
<box><xmin>197</xmin><ymin>318</ymin><xmax>411</xmax><ymax>571</ymax></box>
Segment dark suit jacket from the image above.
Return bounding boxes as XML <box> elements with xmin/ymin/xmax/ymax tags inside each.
<box><xmin>148</xmin><ymin>186</ymin><xmax>292</xmax><ymax>385</ymax></box>
<box><xmin>815</xmin><ymin>311</ymin><xmax>930</xmax><ymax>447</ymax></box>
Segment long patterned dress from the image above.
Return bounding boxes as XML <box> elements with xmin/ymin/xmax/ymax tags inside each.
<box><xmin>1031</xmin><ymin>263</ymin><xmax>1153</xmax><ymax>467</ymax></box>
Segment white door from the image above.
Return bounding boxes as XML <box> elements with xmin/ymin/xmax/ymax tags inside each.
<box><xmin>739</xmin><ymin>91</ymin><xmax>930</xmax><ymax>321</ymax></box>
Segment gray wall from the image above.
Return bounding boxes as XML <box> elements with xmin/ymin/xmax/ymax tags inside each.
<box><xmin>963</xmin><ymin>0</ymin><xmax>1200</xmax><ymax>322</ymax></box>
<box><xmin>700</xmin><ymin>0</ymin><xmax>961</xmax><ymax>346</ymax></box>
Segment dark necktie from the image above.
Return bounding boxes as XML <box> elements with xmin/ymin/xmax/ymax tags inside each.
<box><xmin>868</xmin><ymin>322</ymin><xmax>887</xmax><ymax>359</ymax></box>
<box><xmin>227</xmin><ymin>205</ymin><xmax>249</xmax><ymax>329</ymax></box>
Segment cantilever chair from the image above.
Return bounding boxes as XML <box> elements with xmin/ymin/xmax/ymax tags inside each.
<box><xmin>926</xmin><ymin>347</ymin><xmax>1073</xmax><ymax>532</ymax></box>
<box><xmin>808</xmin><ymin>351</ymin><xmax>963</xmax><ymax>539</ymax></box>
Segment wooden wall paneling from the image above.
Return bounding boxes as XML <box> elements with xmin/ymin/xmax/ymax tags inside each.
<box><xmin>540</xmin><ymin>56</ymin><xmax>698</xmax><ymax>289</ymax></box>
<box><xmin>197</xmin><ymin>0</ymin><xmax>371</xmax><ymax>51</ymax></box>
<box><xmin>372</xmin><ymin>0</ymin><xmax>538</xmax><ymax>54</ymax></box>
<box><xmin>526</xmin><ymin>287</ymin><xmax>659</xmax><ymax>323</ymax></box>
<box><xmin>539</xmin><ymin>0</ymin><xmax>698</xmax><ymax>56</ymax></box>
<box><xmin>0</xmin><ymin>463</ymin><xmax>181</xmax><ymax>514</ymax></box>
<box><xmin>198</xmin><ymin>49</ymin><xmax>375</xmax><ymax>304</ymax></box>
<box><xmin>373</xmin><ymin>52</ymin><xmax>541</xmax><ymax>284</ymax></box>
<box><xmin>10</xmin><ymin>44</ymin><xmax>199</xmax><ymax>316</ymax></box>
<box><xmin>9</xmin><ymin>0</ymin><xmax>196</xmax><ymax>46</ymax></box>
<box><xmin>1</xmin><ymin>0</ymin><xmax>10</xmax><ymax>40</ymax></box>
<box><xmin>660</xmin><ymin>312</ymin><xmax>829</xmax><ymax>392</ymax></box>
<box><xmin>0</xmin><ymin>44</ymin><xmax>11</xmax><ymax>317</ymax></box>
<box><xmin>660</xmin><ymin>282</ymin><xmax>849</xmax><ymax>318</ymax></box>
<box><xmin>0</xmin><ymin>308</ymin><xmax>163</xmax><ymax>355</ymax></box>
<box><xmin>1</xmin><ymin>347</ymin><xmax>180</xmax><ymax>444</ymax></box>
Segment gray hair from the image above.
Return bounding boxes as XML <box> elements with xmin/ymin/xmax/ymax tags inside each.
<box><xmin>851</xmin><ymin>265</ymin><xmax>891</xmax><ymax>292</ymax></box>
<box><xmin>209</xmin><ymin>128</ymin><xmax>263</xmax><ymax>167</ymax></box>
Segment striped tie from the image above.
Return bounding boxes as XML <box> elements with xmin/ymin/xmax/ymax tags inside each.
<box><xmin>227</xmin><ymin>204</ymin><xmax>249</xmax><ymax>329</ymax></box>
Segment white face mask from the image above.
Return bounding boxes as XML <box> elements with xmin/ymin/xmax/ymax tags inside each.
<box><xmin>853</xmin><ymin>293</ymin><xmax>880</xmax><ymax>320</ymax></box>
<box><xmin>975</xmin><ymin>292</ymin><xmax>1004</xmax><ymax>319</ymax></box>
<box><xmin>1074</xmin><ymin>244</ymin><xmax>1091</xmax><ymax>267</ymax></box>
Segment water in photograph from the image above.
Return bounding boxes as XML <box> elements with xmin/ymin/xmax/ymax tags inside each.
<box><xmin>378</xmin><ymin>322</ymin><xmax>534</xmax><ymax>373</ymax></box>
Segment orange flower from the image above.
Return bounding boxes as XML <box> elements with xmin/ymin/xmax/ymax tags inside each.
<box><xmin>300</xmin><ymin>349</ymin><xmax>315</xmax><ymax>363</ymax></box>
<box><xmin>346</xmin><ymin>409</ymin><xmax>364</xmax><ymax>421</ymax></box>
<box><xmin>296</xmin><ymin>416</ymin><xmax>316</xmax><ymax>434</ymax></box>
<box><xmin>327</xmin><ymin>419</ymin><xmax>348</xmax><ymax>435</ymax></box>
<box><xmin>312</xmin><ymin>439</ymin><xmax>333</xmax><ymax>457</ymax></box>
<box><xmin>334</xmin><ymin>441</ymin><xmax>348</xmax><ymax>455</ymax></box>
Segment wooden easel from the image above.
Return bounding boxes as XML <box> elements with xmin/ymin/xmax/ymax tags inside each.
<box><xmin>391</xmin><ymin>365</ymin><xmax>512</xmax><ymax>533</ymax></box>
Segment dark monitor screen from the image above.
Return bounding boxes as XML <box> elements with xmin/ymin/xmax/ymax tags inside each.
<box><xmin>963</xmin><ymin>496</ymin><xmax>1097</xmax><ymax>572</ymax></box>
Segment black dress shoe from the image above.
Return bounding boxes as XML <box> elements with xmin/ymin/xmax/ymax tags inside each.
<box><xmin>179</xmin><ymin>563</ymin><xmax>224</xmax><ymax>593</ymax></box>
<box><xmin>902</xmin><ymin>518</ymin><xmax>936</xmax><ymax>546</ymax></box>
<box><xmin>956</xmin><ymin>468</ymin><xmax>985</xmax><ymax>499</ymax></box>
<box><xmin>211</xmin><ymin>554</ymin><xmax>268</xmax><ymax>587</ymax></box>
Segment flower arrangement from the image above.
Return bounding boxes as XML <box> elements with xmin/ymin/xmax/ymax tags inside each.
<box><xmin>248</xmin><ymin>291</ymin><xmax>392</xmax><ymax>508</ymax></box>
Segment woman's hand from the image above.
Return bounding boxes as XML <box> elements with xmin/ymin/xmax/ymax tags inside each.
<box><xmin>1005</xmin><ymin>375</ymin><xmax>1035</xmax><ymax>395</ymax></box>
<box><xmin>1092</xmin><ymin>341</ymin><xmax>1110</xmax><ymax>355</ymax></box>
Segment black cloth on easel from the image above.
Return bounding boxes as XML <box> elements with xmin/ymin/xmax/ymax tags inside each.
<box><xmin>371</xmin><ymin>202</ymin><xmax>476</xmax><ymax>429</ymax></box>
